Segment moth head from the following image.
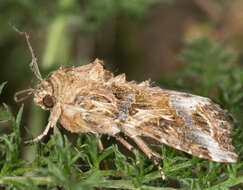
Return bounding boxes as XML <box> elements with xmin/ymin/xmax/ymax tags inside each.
<box><xmin>33</xmin><ymin>80</ymin><xmax>55</xmax><ymax>110</ymax></box>
<box><xmin>14</xmin><ymin>80</ymin><xmax>55</xmax><ymax>110</ymax></box>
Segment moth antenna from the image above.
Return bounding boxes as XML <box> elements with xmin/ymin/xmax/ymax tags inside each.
<box><xmin>14</xmin><ymin>88</ymin><xmax>34</xmax><ymax>102</ymax></box>
<box><xmin>11</xmin><ymin>25</ymin><xmax>43</xmax><ymax>81</ymax></box>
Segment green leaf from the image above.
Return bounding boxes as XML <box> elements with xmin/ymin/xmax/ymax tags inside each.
<box><xmin>16</xmin><ymin>104</ymin><xmax>24</xmax><ymax>130</ymax></box>
<box><xmin>208</xmin><ymin>175</ymin><xmax>243</xmax><ymax>190</ymax></box>
<box><xmin>97</xmin><ymin>146</ymin><xmax>114</xmax><ymax>165</ymax></box>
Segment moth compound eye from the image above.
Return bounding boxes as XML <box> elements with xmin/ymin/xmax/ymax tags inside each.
<box><xmin>43</xmin><ymin>95</ymin><xmax>54</xmax><ymax>108</ymax></box>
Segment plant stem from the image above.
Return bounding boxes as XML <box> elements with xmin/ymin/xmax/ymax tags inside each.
<box><xmin>42</xmin><ymin>0</ymin><xmax>76</xmax><ymax>68</ymax></box>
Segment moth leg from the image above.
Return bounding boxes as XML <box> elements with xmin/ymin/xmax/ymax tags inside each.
<box><xmin>24</xmin><ymin>122</ymin><xmax>52</xmax><ymax>144</ymax></box>
<box><xmin>132</xmin><ymin>136</ymin><xmax>166</xmax><ymax>180</ymax></box>
<box><xmin>116</xmin><ymin>131</ymin><xmax>162</xmax><ymax>160</ymax></box>
<box><xmin>25</xmin><ymin>104</ymin><xmax>61</xmax><ymax>144</ymax></box>
<box><xmin>115</xmin><ymin>135</ymin><xmax>137</xmax><ymax>155</ymax></box>
<box><xmin>133</xmin><ymin>136</ymin><xmax>165</xmax><ymax>179</ymax></box>
<box><xmin>117</xmin><ymin>125</ymin><xmax>165</xmax><ymax>178</ymax></box>
<box><xmin>115</xmin><ymin>135</ymin><xmax>140</xmax><ymax>165</ymax></box>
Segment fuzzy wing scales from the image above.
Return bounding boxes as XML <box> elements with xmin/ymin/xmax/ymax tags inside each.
<box><xmin>125</xmin><ymin>89</ymin><xmax>238</xmax><ymax>163</ymax></box>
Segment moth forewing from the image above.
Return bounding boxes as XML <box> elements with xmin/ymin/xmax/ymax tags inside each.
<box><xmin>128</xmin><ymin>91</ymin><xmax>238</xmax><ymax>163</ymax></box>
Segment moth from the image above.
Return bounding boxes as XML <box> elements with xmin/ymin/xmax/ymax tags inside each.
<box><xmin>14</xmin><ymin>29</ymin><xmax>238</xmax><ymax>180</ymax></box>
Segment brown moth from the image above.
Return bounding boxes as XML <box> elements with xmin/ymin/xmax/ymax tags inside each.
<box><xmin>14</xmin><ymin>29</ymin><xmax>238</xmax><ymax>180</ymax></box>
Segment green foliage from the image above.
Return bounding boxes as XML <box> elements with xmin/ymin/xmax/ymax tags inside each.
<box><xmin>0</xmin><ymin>82</ymin><xmax>25</xmax><ymax>187</ymax></box>
<box><xmin>181</xmin><ymin>37</ymin><xmax>236</xmax><ymax>96</ymax></box>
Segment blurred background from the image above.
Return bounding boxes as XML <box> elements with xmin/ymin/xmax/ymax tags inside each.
<box><xmin>0</xmin><ymin>0</ymin><xmax>243</xmax><ymax>162</ymax></box>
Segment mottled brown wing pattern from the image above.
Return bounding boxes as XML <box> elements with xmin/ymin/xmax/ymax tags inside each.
<box><xmin>123</xmin><ymin>89</ymin><xmax>237</xmax><ymax>163</ymax></box>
